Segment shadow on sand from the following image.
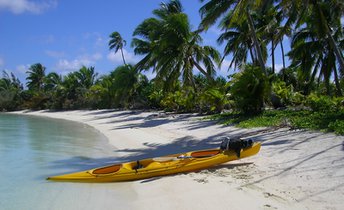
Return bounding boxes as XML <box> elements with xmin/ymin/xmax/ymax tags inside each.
<box><xmin>46</xmin><ymin>110</ymin><xmax>344</xmax><ymax>193</ymax></box>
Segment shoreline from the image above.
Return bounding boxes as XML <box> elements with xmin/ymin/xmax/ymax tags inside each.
<box><xmin>11</xmin><ymin>109</ymin><xmax>344</xmax><ymax>210</ymax></box>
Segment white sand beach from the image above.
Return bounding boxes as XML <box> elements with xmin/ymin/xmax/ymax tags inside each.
<box><xmin>13</xmin><ymin>110</ymin><xmax>344</xmax><ymax>210</ymax></box>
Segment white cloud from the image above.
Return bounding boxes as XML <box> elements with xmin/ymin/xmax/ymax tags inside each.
<box><xmin>55</xmin><ymin>53</ymin><xmax>103</xmax><ymax>73</ymax></box>
<box><xmin>208</xmin><ymin>26</ymin><xmax>222</xmax><ymax>36</ymax></box>
<box><xmin>0</xmin><ymin>0</ymin><xmax>57</xmax><ymax>14</ymax></box>
<box><xmin>107</xmin><ymin>49</ymin><xmax>139</xmax><ymax>65</ymax></box>
<box><xmin>218</xmin><ymin>59</ymin><xmax>235</xmax><ymax>77</ymax></box>
<box><xmin>56</xmin><ymin>59</ymin><xmax>88</xmax><ymax>72</ymax></box>
<box><xmin>142</xmin><ymin>70</ymin><xmax>156</xmax><ymax>81</ymax></box>
<box><xmin>16</xmin><ymin>64</ymin><xmax>30</xmax><ymax>74</ymax></box>
<box><xmin>275</xmin><ymin>64</ymin><xmax>284</xmax><ymax>72</ymax></box>
<box><xmin>14</xmin><ymin>64</ymin><xmax>31</xmax><ymax>82</ymax></box>
<box><xmin>268</xmin><ymin>63</ymin><xmax>284</xmax><ymax>73</ymax></box>
<box><xmin>92</xmin><ymin>52</ymin><xmax>102</xmax><ymax>60</ymax></box>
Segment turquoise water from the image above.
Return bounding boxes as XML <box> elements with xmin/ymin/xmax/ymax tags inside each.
<box><xmin>0</xmin><ymin>114</ymin><xmax>134</xmax><ymax>210</ymax></box>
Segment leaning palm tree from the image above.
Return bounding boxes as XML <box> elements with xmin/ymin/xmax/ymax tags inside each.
<box><xmin>132</xmin><ymin>0</ymin><xmax>221</xmax><ymax>90</ymax></box>
<box><xmin>288</xmin><ymin>23</ymin><xmax>343</xmax><ymax>96</ymax></box>
<box><xmin>278</xmin><ymin>0</ymin><xmax>344</xmax><ymax>76</ymax></box>
<box><xmin>200</xmin><ymin>0</ymin><xmax>268</xmax><ymax>75</ymax></box>
<box><xmin>255</xmin><ymin>3</ymin><xmax>285</xmax><ymax>74</ymax></box>
<box><xmin>26</xmin><ymin>63</ymin><xmax>46</xmax><ymax>91</ymax></box>
<box><xmin>109</xmin><ymin>31</ymin><xmax>127</xmax><ymax>65</ymax></box>
<box><xmin>217</xmin><ymin>11</ymin><xmax>258</xmax><ymax>71</ymax></box>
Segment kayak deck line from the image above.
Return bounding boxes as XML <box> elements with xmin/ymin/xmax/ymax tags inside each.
<box><xmin>47</xmin><ymin>138</ymin><xmax>261</xmax><ymax>182</ymax></box>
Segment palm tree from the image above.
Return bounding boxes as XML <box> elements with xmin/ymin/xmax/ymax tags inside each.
<box><xmin>217</xmin><ymin>11</ymin><xmax>258</xmax><ymax>71</ymax></box>
<box><xmin>26</xmin><ymin>63</ymin><xmax>46</xmax><ymax>91</ymax></box>
<box><xmin>74</xmin><ymin>66</ymin><xmax>98</xmax><ymax>89</ymax></box>
<box><xmin>132</xmin><ymin>0</ymin><xmax>221</xmax><ymax>90</ymax></box>
<box><xmin>61</xmin><ymin>72</ymin><xmax>78</xmax><ymax>100</ymax></box>
<box><xmin>109</xmin><ymin>64</ymin><xmax>138</xmax><ymax>107</ymax></box>
<box><xmin>44</xmin><ymin>72</ymin><xmax>62</xmax><ymax>92</ymax></box>
<box><xmin>109</xmin><ymin>31</ymin><xmax>127</xmax><ymax>65</ymax></box>
<box><xmin>199</xmin><ymin>0</ymin><xmax>268</xmax><ymax>75</ymax></box>
<box><xmin>256</xmin><ymin>3</ymin><xmax>284</xmax><ymax>74</ymax></box>
<box><xmin>278</xmin><ymin>0</ymin><xmax>344</xmax><ymax>76</ymax></box>
<box><xmin>286</xmin><ymin>0</ymin><xmax>344</xmax><ymax>96</ymax></box>
<box><xmin>0</xmin><ymin>71</ymin><xmax>23</xmax><ymax>110</ymax></box>
<box><xmin>56</xmin><ymin>66</ymin><xmax>99</xmax><ymax>109</ymax></box>
<box><xmin>288</xmin><ymin>25</ymin><xmax>343</xmax><ymax>96</ymax></box>
<box><xmin>0</xmin><ymin>71</ymin><xmax>22</xmax><ymax>91</ymax></box>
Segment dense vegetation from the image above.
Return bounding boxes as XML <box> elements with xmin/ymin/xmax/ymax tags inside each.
<box><xmin>1</xmin><ymin>0</ymin><xmax>344</xmax><ymax>133</ymax></box>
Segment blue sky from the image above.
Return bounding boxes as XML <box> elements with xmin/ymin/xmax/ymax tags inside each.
<box><xmin>0</xmin><ymin>0</ymin><xmax>287</xmax><ymax>83</ymax></box>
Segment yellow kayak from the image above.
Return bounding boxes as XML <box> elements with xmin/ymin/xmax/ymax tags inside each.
<box><xmin>47</xmin><ymin>138</ymin><xmax>261</xmax><ymax>182</ymax></box>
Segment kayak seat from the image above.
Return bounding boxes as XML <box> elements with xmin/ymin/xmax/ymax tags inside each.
<box><xmin>191</xmin><ymin>150</ymin><xmax>220</xmax><ymax>158</ymax></box>
<box><xmin>93</xmin><ymin>164</ymin><xmax>121</xmax><ymax>174</ymax></box>
<box><xmin>133</xmin><ymin>160</ymin><xmax>144</xmax><ymax>171</ymax></box>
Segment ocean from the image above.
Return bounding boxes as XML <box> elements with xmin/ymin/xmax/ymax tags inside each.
<box><xmin>0</xmin><ymin>113</ymin><xmax>134</xmax><ymax>210</ymax></box>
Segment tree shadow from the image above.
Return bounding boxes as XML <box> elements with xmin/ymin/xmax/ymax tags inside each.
<box><xmin>45</xmin><ymin>127</ymin><xmax>253</xmax><ymax>177</ymax></box>
<box><xmin>44</xmin><ymin>110</ymin><xmax>344</xmax><ymax>190</ymax></box>
<box><xmin>298</xmin><ymin>183</ymin><xmax>344</xmax><ymax>202</ymax></box>
<box><xmin>241</xmin><ymin>143</ymin><xmax>343</xmax><ymax>189</ymax></box>
<box><xmin>137</xmin><ymin>162</ymin><xmax>254</xmax><ymax>183</ymax></box>
<box><xmin>86</xmin><ymin>110</ymin><xmax>145</xmax><ymax>121</ymax></box>
<box><xmin>110</xmin><ymin>114</ymin><xmax>197</xmax><ymax>130</ymax></box>
<box><xmin>112</xmin><ymin>135</ymin><xmax>222</xmax><ymax>162</ymax></box>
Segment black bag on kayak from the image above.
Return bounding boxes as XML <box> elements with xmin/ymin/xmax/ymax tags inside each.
<box><xmin>220</xmin><ymin>137</ymin><xmax>253</xmax><ymax>158</ymax></box>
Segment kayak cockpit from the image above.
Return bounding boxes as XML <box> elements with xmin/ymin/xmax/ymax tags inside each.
<box><xmin>92</xmin><ymin>164</ymin><xmax>122</xmax><ymax>174</ymax></box>
<box><xmin>190</xmin><ymin>149</ymin><xmax>220</xmax><ymax>158</ymax></box>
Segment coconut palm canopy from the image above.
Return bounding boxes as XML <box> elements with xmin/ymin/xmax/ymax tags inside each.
<box><xmin>132</xmin><ymin>0</ymin><xmax>221</xmax><ymax>90</ymax></box>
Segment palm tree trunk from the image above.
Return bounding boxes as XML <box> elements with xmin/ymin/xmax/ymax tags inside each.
<box><xmin>271</xmin><ymin>38</ymin><xmax>275</xmax><ymax>74</ymax></box>
<box><xmin>307</xmin><ymin>57</ymin><xmax>321</xmax><ymax>95</ymax></box>
<box><xmin>192</xmin><ymin>60</ymin><xmax>214</xmax><ymax>82</ymax></box>
<box><xmin>280</xmin><ymin>41</ymin><xmax>286</xmax><ymax>69</ymax></box>
<box><xmin>333</xmin><ymin>66</ymin><xmax>343</xmax><ymax>96</ymax></box>
<box><xmin>249</xmin><ymin>47</ymin><xmax>255</xmax><ymax>63</ymax></box>
<box><xmin>120</xmin><ymin>48</ymin><xmax>127</xmax><ymax>65</ymax></box>
<box><xmin>327</xmin><ymin>33</ymin><xmax>344</xmax><ymax>75</ymax></box>
<box><xmin>312</xmin><ymin>0</ymin><xmax>344</xmax><ymax>75</ymax></box>
<box><xmin>246</xmin><ymin>8</ymin><xmax>266</xmax><ymax>75</ymax></box>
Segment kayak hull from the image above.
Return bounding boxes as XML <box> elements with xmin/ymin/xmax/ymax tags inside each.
<box><xmin>48</xmin><ymin>142</ymin><xmax>261</xmax><ymax>182</ymax></box>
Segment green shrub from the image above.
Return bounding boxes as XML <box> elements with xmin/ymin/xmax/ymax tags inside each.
<box><xmin>0</xmin><ymin>90</ymin><xmax>16</xmax><ymax>110</ymax></box>
<box><xmin>160</xmin><ymin>87</ymin><xmax>196</xmax><ymax>112</ymax></box>
<box><xmin>291</xmin><ymin>92</ymin><xmax>306</xmax><ymax>106</ymax></box>
<box><xmin>328</xmin><ymin>120</ymin><xmax>344</xmax><ymax>135</ymax></box>
<box><xmin>211</xmin><ymin>109</ymin><xmax>344</xmax><ymax>135</ymax></box>
<box><xmin>228</xmin><ymin>64</ymin><xmax>270</xmax><ymax>114</ymax></box>
<box><xmin>306</xmin><ymin>94</ymin><xmax>343</xmax><ymax>112</ymax></box>
<box><xmin>271</xmin><ymin>80</ymin><xmax>293</xmax><ymax>107</ymax></box>
<box><xmin>199</xmin><ymin>87</ymin><xmax>228</xmax><ymax>113</ymax></box>
<box><xmin>174</xmin><ymin>87</ymin><xmax>196</xmax><ymax>112</ymax></box>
